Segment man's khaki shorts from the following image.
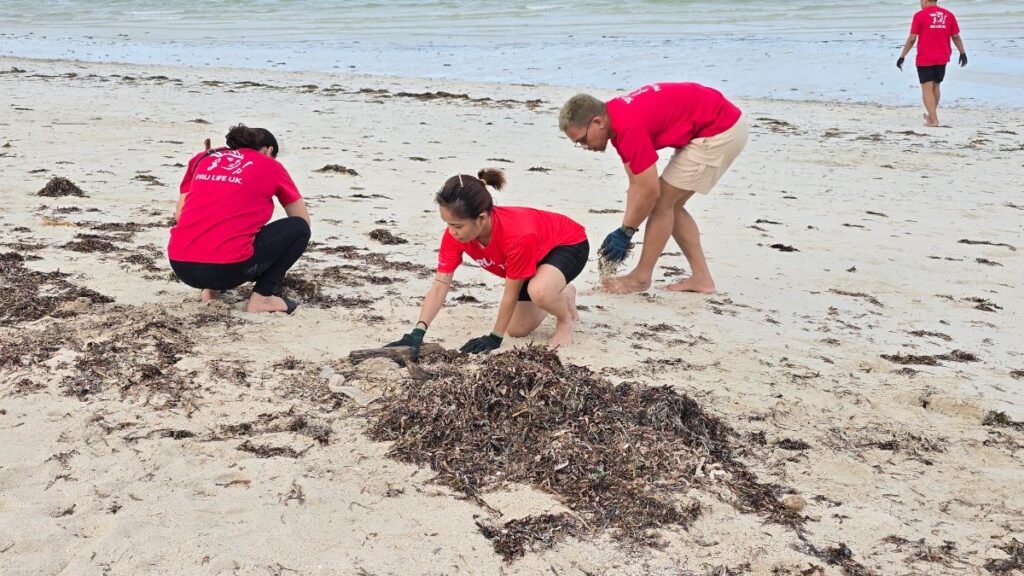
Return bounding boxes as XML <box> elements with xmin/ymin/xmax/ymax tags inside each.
<box><xmin>661</xmin><ymin>116</ymin><xmax>748</xmax><ymax>194</ymax></box>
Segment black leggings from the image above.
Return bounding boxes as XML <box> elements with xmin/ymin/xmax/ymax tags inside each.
<box><xmin>170</xmin><ymin>216</ymin><xmax>310</xmax><ymax>297</ymax></box>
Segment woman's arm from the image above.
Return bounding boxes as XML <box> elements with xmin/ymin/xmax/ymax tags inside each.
<box><xmin>491</xmin><ymin>278</ymin><xmax>524</xmax><ymax>337</ymax></box>
<box><xmin>417</xmin><ymin>272</ymin><xmax>454</xmax><ymax>327</ymax></box>
<box><xmin>282</xmin><ymin>198</ymin><xmax>311</xmax><ymax>227</ymax></box>
<box><xmin>174</xmin><ymin>193</ymin><xmax>188</xmax><ymax>223</ymax></box>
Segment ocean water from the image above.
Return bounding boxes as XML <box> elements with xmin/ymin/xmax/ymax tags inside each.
<box><xmin>1</xmin><ymin>0</ymin><xmax>1021</xmax><ymax>106</ymax></box>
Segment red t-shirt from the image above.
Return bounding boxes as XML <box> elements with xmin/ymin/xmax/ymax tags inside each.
<box><xmin>437</xmin><ymin>206</ymin><xmax>587</xmax><ymax>280</ymax></box>
<box><xmin>911</xmin><ymin>6</ymin><xmax>960</xmax><ymax>66</ymax></box>
<box><xmin>607</xmin><ymin>82</ymin><xmax>743</xmax><ymax>175</ymax></box>
<box><xmin>168</xmin><ymin>148</ymin><xmax>301</xmax><ymax>264</ymax></box>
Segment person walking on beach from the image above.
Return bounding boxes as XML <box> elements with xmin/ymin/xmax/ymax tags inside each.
<box><xmin>896</xmin><ymin>0</ymin><xmax>967</xmax><ymax>127</ymax></box>
<box><xmin>386</xmin><ymin>169</ymin><xmax>588</xmax><ymax>356</ymax></box>
<box><xmin>168</xmin><ymin>125</ymin><xmax>312</xmax><ymax>314</ymax></box>
<box><xmin>559</xmin><ymin>83</ymin><xmax>747</xmax><ymax>294</ymax></box>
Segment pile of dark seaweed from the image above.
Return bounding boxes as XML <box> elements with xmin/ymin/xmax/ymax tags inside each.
<box><xmin>368</xmin><ymin>346</ymin><xmax>799</xmax><ymax>559</ymax></box>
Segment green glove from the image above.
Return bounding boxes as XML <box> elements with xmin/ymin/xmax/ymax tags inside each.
<box><xmin>385</xmin><ymin>326</ymin><xmax>426</xmax><ymax>360</ymax></box>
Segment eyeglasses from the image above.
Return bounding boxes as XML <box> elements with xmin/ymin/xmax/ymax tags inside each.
<box><xmin>574</xmin><ymin>119</ymin><xmax>593</xmax><ymax>149</ymax></box>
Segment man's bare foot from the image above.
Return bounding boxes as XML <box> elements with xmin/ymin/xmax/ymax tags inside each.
<box><xmin>601</xmin><ymin>272</ymin><xmax>652</xmax><ymax>294</ymax></box>
<box><xmin>246</xmin><ymin>293</ymin><xmax>290</xmax><ymax>313</ymax></box>
<box><xmin>564</xmin><ymin>283</ymin><xmax>580</xmax><ymax>321</ymax></box>
<box><xmin>200</xmin><ymin>289</ymin><xmax>220</xmax><ymax>303</ymax></box>
<box><xmin>548</xmin><ymin>316</ymin><xmax>574</xmax><ymax>349</ymax></box>
<box><xmin>663</xmin><ymin>276</ymin><xmax>716</xmax><ymax>293</ymax></box>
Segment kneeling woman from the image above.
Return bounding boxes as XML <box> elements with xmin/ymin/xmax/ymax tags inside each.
<box><xmin>388</xmin><ymin>169</ymin><xmax>588</xmax><ymax>355</ymax></box>
<box><xmin>168</xmin><ymin>125</ymin><xmax>311</xmax><ymax>313</ymax></box>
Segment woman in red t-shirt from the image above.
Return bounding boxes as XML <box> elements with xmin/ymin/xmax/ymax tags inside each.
<box><xmin>386</xmin><ymin>169</ymin><xmax>589</xmax><ymax>355</ymax></box>
<box><xmin>168</xmin><ymin>125</ymin><xmax>312</xmax><ymax>313</ymax></box>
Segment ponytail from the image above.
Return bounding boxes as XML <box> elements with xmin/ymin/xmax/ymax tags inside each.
<box><xmin>476</xmin><ymin>168</ymin><xmax>506</xmax><ymax>191</ymax></box>
<box><xmin>436</xmin><ymin>168</ymin><xmax>506</xmax><ymax>219</ymax></box>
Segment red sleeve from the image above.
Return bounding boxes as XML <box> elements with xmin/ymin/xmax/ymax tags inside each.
<box><xmin>274</xmin><ymin>164</ymin><xmax>302</xmax><ymax>205</ymax></box>
<box><xmin>436</xmin><ymin>231</ymin><xmax>464</xmax><ymax>274</ymax></box>
<box><xmin>614</xmin><ymin>128</ymin><xmax>659</xmax><ymax>175</ymax></box>
<box><xmin>179</xmin><ymin>151</ymin><xmax>205</xmax><ymax>195</ymax></box>
<box><xmin>910</xmin><ymin>12</ymin><xmax>920</xmax><ymax>35</ymax></box>
<box><xmin>504</xmin><ymin>233</ymin><xmax>539</xmax><ymax>280</ymax></box>
<box><xmin>949</xmin><ymin>13</ymin><xmax>960</xmax><ymax>35</ymax></box>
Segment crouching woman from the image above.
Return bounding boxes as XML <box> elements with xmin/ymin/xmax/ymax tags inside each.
<box><xmin>387</xmin><ymin>169</ymin><xmax>588</xmax><ymax>357</ymax></box>
<box><xmin>168</xmin><ymin>124</ymin><xmax>311</xmax><ymax>313</ymax></box>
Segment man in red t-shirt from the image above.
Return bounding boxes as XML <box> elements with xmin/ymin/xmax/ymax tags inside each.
<box><xmin>897</xmin><ymin>0</ymin><xmax>967</xmax><ymax>127</ymax></box>
<box><xmin>560</xmin><ymin>83</ymin><xmax>747</xmax><ymax>295</ymax></box>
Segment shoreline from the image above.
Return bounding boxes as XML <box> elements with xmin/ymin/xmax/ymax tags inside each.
<box><xmin>3</xmin><ymin>54</ymin><xmax>1024</xmax><ymax>112</ymax></box>
<box><xmin>1</xmin><ymin>55</ymin><xmax>1022</xmax><ymax>575</ymax></box>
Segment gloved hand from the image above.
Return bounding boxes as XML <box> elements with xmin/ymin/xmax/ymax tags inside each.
<box><xmin>385</xmin><ymin>327</ymin><xmax>426</xmax><ymax>360</ymax></box>
<box><xmin>896</xmin><ymin>57</ymin><xmax>905</xmax><ymax>71</ymax></box>
<box><xmin>460</xmin><ymin>333</ymin><xmax>503</xmax><ymax>354</ymax></box>
<box><xmin>599</xmin><ymin>226</ymin><xmax>635</xmax><ymax>263</ymax></box>
<box><xmin>958</xmin><ymin>53</ymin><xmax>968</xmax><ymax>67</ymax></box>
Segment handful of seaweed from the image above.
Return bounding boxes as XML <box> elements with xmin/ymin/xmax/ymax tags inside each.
<box><xmin>597</xmin><ymin>245</ymin><xmax>633</xmax><ymax>280</ymax></box>
<box><xmin>368</xmin><ymin>347</ymin><xmax>796</xmax><ymax>550</ymax></box>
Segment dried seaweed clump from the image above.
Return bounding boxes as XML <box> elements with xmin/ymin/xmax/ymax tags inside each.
<box><xmin>368</xmin><ymin>228</ymin><xmax>409</xmax><ymax>245</ymax></box>
<box><xmin>62</xmin><ymin>233</ymin><xmax>120</xmax><ymax>253</ymax></box>
<box><xmin>278</xmin><ymin>274</ymin><xmax>375</xmax><ymax>309</ymax></box>
<box><xmin>0</xmin><ymin>324</ymin><xmax>68</xmax><ymax>371</ymax></box>
<box><xmin>60</xmin><ymin>309</ymin><xmax>198</xmax><ymax>408</ymax></box>
<box><xmin>476</xmin><ymin>513</ymin><xmax>579</xmax><ymax>562</ymax></box>
<box><xmin>985</xmin><ymin>539</ymin><xmax>1024</xmax><ymax>574</ymax></box>
<box><xmin>0</xmin><ymin>252</ymin><xmax>113</xmax><ymax>325</ymax></box>
<box><xmin>38</xmin><ymin>176</ymin><xmax>86</xmax><ymax>197</ymax></box>
<box><xmin>315</xmin><ymin>164</ymin><xmax>358</xmax><ymax>176</ymax></box>
<box><xmin>982</xmin><ymin>411</ymin><xmax>1024</xmax><ymax>432</ymax></box>
<box><xmin>219</xmin><ymin>409</ymin><xmax>333</xmax><ymax>445</ymax></box>
<box><xmin>369</xmin><ymin>347</ymin><xmax>796</xmax><ymax>545</ymax></box>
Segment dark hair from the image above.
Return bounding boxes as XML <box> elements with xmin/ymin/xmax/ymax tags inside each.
<box><xmin>435</xmin><ymin>168</ymin><xmax>506</xmax><ymax>219</ymax></box>
<box><xmin>225</xmin><ymin>124</ymin><xmax>279</xmax><ymax>158</ymax></box>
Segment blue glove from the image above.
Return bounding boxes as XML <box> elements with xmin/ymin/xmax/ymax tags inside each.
<box><xmin>896</xmin><ymin>57</ymin><xmax>905</xmax><ymax>71</ymax></box>
<box><xmin>599</xmin><ymin>226</ymin><xmax>636</xmax><ymax>263</ymax></box>
<box><xmin>958</xmin><ymin>53</ymin><xmax>967</xmax><ymax>67</ymax></box>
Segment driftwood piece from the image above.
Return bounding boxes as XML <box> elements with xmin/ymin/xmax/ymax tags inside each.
<box><xmin>348</xmin><ymin>343</ymin><xmax>445</xmax><ymax>364</ymax></box>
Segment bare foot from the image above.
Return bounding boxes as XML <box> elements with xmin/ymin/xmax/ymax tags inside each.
<box><xmin>200</xmin><ymin>289</ymin><xmax>220</xmax><ymax>303</ymax></box>
<box><xmin>923</xmin><ymin>113</ymin><xmax>939</xmax><ymax>127</ymax></box>
<box><xmin>663</xmin><ymin>276</ymin><xmax>716</xmax><ymax>294</ymax></box>
<box><xmin>547</xmin><ymin>316</ymin><xmax>574</xmax><ymax>349</ymax></box>
<box><xmin>601</xmin><ymin>272</ymin><xmax>652</xmax><ymax>294</ymax></box>
<box><xmin>246</xmin><ymin>293</ymin><xmax>290</xmax><ymax>313</ymax></box>
<box><xmin>564</xmin><ymin>283</ymin><xmax>580</xmax><ymax>321</ymax></box>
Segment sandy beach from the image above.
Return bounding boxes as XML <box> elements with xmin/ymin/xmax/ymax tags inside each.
<box><xmin>1</xmin><ymin>56</ymin><xmax>1022</xmax><ymax>575</ymax></box>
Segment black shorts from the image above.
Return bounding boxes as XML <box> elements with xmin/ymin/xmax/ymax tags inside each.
<box><xmin>917</xmin><ymin>64</ymin><xmax>947</xmax><ymax>84</ymax></box>
<box><xmin>518</xmin><ymin>239</ymin><xmax>589</xmax><ymax>301</ymax></box>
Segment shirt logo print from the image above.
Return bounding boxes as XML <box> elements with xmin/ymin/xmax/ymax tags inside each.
<box><xmin>929</xmin><ymin>12</ymin><xmax>948</xmax><ymax>28</ymax></box>
<box><xmin>475</xmin><ymin>257</ymin><xmax>505</xmax><ymax>270</ymax></box>
<box><xmin>621</xmin><ymin>83</ymin><xmax>661</xmax><ymax>105</ymax></box>
<box><xmin>206</xmin><ymin>150</ymin><xmax>254</xmax><ymax>175</ymax></box>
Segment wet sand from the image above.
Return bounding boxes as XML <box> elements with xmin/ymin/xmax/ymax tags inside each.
<box><xmin>1</xmin><ymin>57</ymin><xmax>1023</xmax><ymax>575</ymax></box>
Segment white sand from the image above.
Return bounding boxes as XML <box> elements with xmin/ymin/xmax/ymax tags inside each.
<box><xmin>1</xmin><ymin>57</ymin><xmax>1022</xmax><ymax>575</ymax></box>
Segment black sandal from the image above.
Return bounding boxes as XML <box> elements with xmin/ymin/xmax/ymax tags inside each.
<box><xmin>283</xmin><ymin>297</ymin><xmax>299</xmax><ymax>315</ymax></box>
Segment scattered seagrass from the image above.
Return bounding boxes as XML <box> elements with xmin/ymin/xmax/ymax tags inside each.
<box><xmin>0</xmin><ymin>251</ymin><xmax>113</xmax><ymax>325</ymax></box>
